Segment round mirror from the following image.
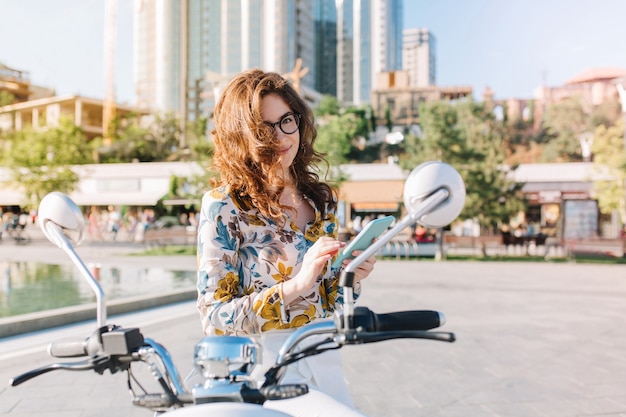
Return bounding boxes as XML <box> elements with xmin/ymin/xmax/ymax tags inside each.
<box><xmin>38</xmin><ymin>192</ymin><xmax>85</xmax><ymax>246</ymax></box>
<box><xmin>403</xmin><ymin>161</ymin><xmax>466</xmax><ymax>228</ymax></box>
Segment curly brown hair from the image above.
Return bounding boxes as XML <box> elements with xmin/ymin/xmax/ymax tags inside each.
<box><xmin>210</xmin><ymin>68</ymin><xmax>336</xmax><ymax>225</ymax></box>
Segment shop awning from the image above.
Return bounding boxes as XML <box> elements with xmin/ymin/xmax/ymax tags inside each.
<box><xmin>68</xmin><ymin>189</ymin><xmax>168</xmax><ymax>207</ymax></box>
<box><xmin>351</xmin><ymin>202</ymin><xmax>400</xmax><ymax>212</ymax></box>
<box><xmin>0</xmin><ymin>188</ymin><xmax>26</xmax><ymax>206</ymax></box>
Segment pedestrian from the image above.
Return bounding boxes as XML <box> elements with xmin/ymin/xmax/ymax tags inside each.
<box><xmin>196</xmin><ymin>69</ymin><xmax>376</xmax><ymax>417</ymax></box>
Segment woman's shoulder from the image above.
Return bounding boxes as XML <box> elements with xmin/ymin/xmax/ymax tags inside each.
<box><xmin>201</xmin><ymin>186</ymin><xmax>236</xmax><ymax>218</ymax></box>
<box><xmin>201</xmin><ymin>186</ymin><xmax>257</xmax><ymax>217</ymax></box>
<box><xmin>202</xmin><ymin>186</ymin><xmax>232</xmax><ymax>204</ymax></box>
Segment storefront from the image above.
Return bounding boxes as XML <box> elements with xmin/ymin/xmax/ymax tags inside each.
<box><xmin>514</xmin><ymin>163</ymin><xmax>619</xmax><ymax>239</ymax></box>
<box><xmin>0</xmin><ymin>161</ymin><xmax>204</xmax><ymax>209</ymax></box>
<box><xmin>337</xmin><ymin>163</ymin><xmax>407</xmax><ymax>232</ymax></box>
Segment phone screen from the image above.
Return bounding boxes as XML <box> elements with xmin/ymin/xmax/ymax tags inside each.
<box><xmin>332</xmin><ymin>215</ymin><xmax>394</xmax><ymax>268</ymax></box>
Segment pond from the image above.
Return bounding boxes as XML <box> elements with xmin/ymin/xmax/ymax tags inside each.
<box><xmin>0</xmin><ymin>261</ymin><xmax>196</xmax><ymax>318</ymax></box>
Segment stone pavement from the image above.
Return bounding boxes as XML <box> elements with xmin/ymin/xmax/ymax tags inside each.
<box><xmin>1</xmin><ymin>240</ymin><xmax>626</xmax><ymax>416</ymax></box>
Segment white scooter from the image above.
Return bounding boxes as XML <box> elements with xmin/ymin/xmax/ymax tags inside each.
<box><xmin>10</xmin><ymin>161</ymin><xmax>466</xmax><ymax>416</ymax></box>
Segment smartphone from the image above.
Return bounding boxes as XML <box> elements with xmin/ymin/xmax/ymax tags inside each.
<box><xmin>332</xmin><ymin>215</ymin><xmax>395</xmax><ymax>268</ymax></box>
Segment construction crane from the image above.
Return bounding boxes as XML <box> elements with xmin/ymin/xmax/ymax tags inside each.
<box><xmin>103</xmin><ymin>0</ymin><xmax>117</xmax><ymax>145</ymax></box>
<box><xmin>284</xmin><ymin>58</ymin><xmax>308</xmax><ymax>96</ymax></box>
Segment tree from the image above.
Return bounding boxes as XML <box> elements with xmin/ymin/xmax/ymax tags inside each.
<box><xmin>403</xmin><ymin>100</ymin><xmax>525</xmax><ymax>234</ymax></box>
<box><xmin>96</xmin><ymin>113</ymin><xmax>182</xmax><ymax>163</ymax></box>
<box><xmin>541</xmin><ymin>98</ymin><xmax>588</xmax><ymax>162</ymax></box>
<box><xmin>314</xmin><ymin>100</ymin><xmax>373</xmax><ymax>166</ymax></box>
<box><xmin>315</xmin><ymin>115</ymin><xmax>353</xmax><ymax>166</ymax></box>
<box><xmin>0</xmin><ymin>91</ymin><xmax>15</xmax><ymax>107</ymax></box>
<box><xmin>1</xmin><ymin>118</ymin><xmax>94</xmax><ymax>205</ymax></box>
<box><xmin>314</xmin><ymin>95</ymin><xmax>341</xmax><ymax>117</ymax></box>
<box><xmin>541</xmin><ymin>97</ymin><xmax>622</xmax><ymax>162</ymax></box>
<box><xmin>591</xmin><ymin>118</ymin><xmax>626</xmax><ymax>224</ymax></box>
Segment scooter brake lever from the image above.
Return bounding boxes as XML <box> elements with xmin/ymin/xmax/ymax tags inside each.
<box><xmin>10</xmin><ymin>359</ymin><xmax>96</xmax><ymax>386</ymax></box>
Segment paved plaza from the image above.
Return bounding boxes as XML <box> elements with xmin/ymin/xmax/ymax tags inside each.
<box><xmin>1</xmin><ymin>240</ymin><xmax>626</xmax><ymax>416</ymax></box>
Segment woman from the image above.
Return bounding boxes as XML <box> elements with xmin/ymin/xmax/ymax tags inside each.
<box><xmin>196</xmin><ymin>69</ymin><xmax>376</xmax><ymax>416</ymax></box>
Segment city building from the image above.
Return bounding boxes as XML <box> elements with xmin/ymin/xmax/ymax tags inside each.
<box><xmin>1</xmin><ymin>159</ymin><xmax>619</xmax><ymax>242</ymax></box>
<box><xmin>536</xmin><ymin>67</ymin><xmax>626</xmax><ymax>109</ymax></box>
<box><xmin>133</xmin><ymin>0</ymin><xmax>186</xmax><ymax>119</ymax></box>
<box><xmin>512</xmin><ymin>162</ymin><xmax>620</xmax><ymax>239</ymax></box>
<box><xmin>491</xmin><ymin>67</ymin><xmax>626</xmax><ymax>131</ymax></box>
<box><xmin>0</xmin><ymin>95</ymin><xmax>140</xmax><ymax>141</ymax></box>
<box><xmin>371</xmin><ymin>70</ymin><xmax>472</xmax><ymax>126</ymax></box>
<box><xmin>314</xmin><ymin>0</ymin><xmax>338</xmax><ymax>96</ymax></box>
<box><xmin>338</xmin><ymin>162</ymin><xmax>407</xmax><ymax>224</ymax></box>
<box><xmin>134</xmin><ymin>0</ymin><xmax>316</xmax><ymax>123</ymax></box>
<box><xmin>0</xmin><ymin>63</ymin><xmax>54</xmax><ymax>104</ymax></box>
<box><xmin>402</xmin><ymin>28</ymin><xmax>436</xmax><ymax>87</ymax></box>
<box><xmin>337</xmin><ymin>0</ymin><xmax>403</xmax><ymax>106</ymax></box>
<box><xmin>0</xmin><ymin>161</ymin><xmax>203</xmax><ymax>208</ymax></box>
<box><xmin>336</xmin><ymin>0</ymin><xmax>355</xmax><ymax>104</ymax></box>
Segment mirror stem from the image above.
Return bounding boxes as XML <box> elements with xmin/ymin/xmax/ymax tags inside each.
<box><xmin>339</xmin><ymin>187</ymin><xmax>450</xmax><ymax>329</ymax></box>
<box><xmin>343</xmin><ymin>187</ymin><xmax>449</xmax><ymax>275</ymax></box>
<box><xmin>44</xmin><ymin>222</ymin><xmax>107</xmax><ymax>328</ymax></box>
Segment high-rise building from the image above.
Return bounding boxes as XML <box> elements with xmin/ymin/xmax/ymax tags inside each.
<box><xmin>337</xmin><ymin>0</ymin><xmax>403</xmax><ymax>106</ymax></box>
<box><xmin>352</xmin><ymin>0</ymin><xmax>372</xmax><ymax>106</ymax></box>
<box><xmin>372</xmin><ymin>0</ymin><xmax>402</xmax><ymax>74</ymax></box>
<box><xmin>402</xmin><ymin>28</ymin><xmax>436</xmax><ymax>87</ymax></box>
<box><xmin>133</xmin><ymin>0</ymin><xmax>184</xmax><ymax>116</ymax></box>
<box><xmin>313</xmin><ymin>0</ymin><xmax>338</xmax><ymax>96</ymax></box>
<box><xmin>134</xmin><ymin>0</ymin><xmax>315</xmax><ymax>122</ymax></box>
<box><xmin>336</xmin><ymin>0</ymin><xmax>354</xmax><ymax>104</ymax></box>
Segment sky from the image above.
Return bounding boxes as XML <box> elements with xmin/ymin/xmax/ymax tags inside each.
<box><xmin>1</xmin><ymin>0</ymin><xmax>626</xmax><ymax>105</ymax></box>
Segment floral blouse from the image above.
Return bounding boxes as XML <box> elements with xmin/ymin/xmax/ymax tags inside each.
<box><xmin>196</xmin><ymin>186</ymin><xmax>360</xmax><ymax>336</ymax></box>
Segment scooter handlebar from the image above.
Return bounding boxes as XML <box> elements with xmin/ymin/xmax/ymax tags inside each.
<box><xmin>48</xmin><ymin>339</ymin><xmax>89</xmax><ymax>358</ymax></box>
<box><xmin>352</xmin><ymin>307</ymin><xmax>444</xmax><ymax>332</ymax></box>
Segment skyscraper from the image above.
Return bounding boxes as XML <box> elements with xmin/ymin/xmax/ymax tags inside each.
<box><xmin>134</xmin><ymin>0</ymin><xmax>315</xmax><ymax>122</ymax></box>
<box><xmin>313</xmin><ymin>0</ymin><xmax>338</xmax><ymax>96</ymax></box>
<box><xmin>337</xmin><ymin>0</ymin><xmax>403</xmax><ymax>106</ymax></box>
<box><xmin>336</xmin><ymin>0</ymin><xmax>355</xmax><ymax>104</ymax></box>
<box><xmin>133</xmin><ymin>0</ymin><xmax>184</xmax><ymax>115</ymax></box>
<box><xmin>403</xmin><ymin>28</ymin><xmax>436</xmax><ymax>87</ymax></box>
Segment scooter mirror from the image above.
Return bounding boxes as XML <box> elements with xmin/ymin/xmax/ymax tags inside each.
<box><xmin>403</xmin><ymin>161</ymin><xmax>466</xmax><ymax>228</ymax></box>
<box><xmin>38</xmin><ymin>192</ymin><xmax>86</xmax><ymax>247</ymax></box>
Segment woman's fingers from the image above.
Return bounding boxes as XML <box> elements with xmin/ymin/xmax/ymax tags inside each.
<box><xmin>312</xmin><ymin>236</ymin><xmax>345</xmax><ymax>256</ymax></box>
<box><xmin>343</xmin><ymin>250</ymin><xmax>376</xmax><ymax>281</ymax></box>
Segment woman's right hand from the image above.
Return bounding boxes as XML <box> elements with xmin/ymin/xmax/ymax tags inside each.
<box><xmin>282</xmin><ymin>236</ymin><xmax>345</xmax><ymax>304</ymax></box>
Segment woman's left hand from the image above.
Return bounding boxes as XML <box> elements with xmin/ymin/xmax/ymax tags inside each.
<box><xmin>342</xmin><ymin>250</ymin><xmax>376</xmax><ymax>282</ymax></box>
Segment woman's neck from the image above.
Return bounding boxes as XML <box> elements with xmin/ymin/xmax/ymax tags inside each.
<box><xmin>280</xmin><ymin>185</ymin><xmax>302</xmax><ymax>206</ymax></box>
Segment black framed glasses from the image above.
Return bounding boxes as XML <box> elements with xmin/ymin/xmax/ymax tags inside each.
<box><xmin>265</xmin><ymin>112</ymin><xmax>301</xmax><ymax>135</ymax></box>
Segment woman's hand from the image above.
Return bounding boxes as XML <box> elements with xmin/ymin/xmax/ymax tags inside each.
<box><xmin>282</xmin><ymin>237</ymin><xmax>345</xmax><ymax>304</ymax></box>
<box><xmin>341</xmin><ymin>250</ymin><xmax>376</xmax><ymax>283</ymax></box>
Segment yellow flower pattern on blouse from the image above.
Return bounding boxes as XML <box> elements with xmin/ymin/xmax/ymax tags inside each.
<box><xmin>272</xmin><ymin>262</ymin><xmax>292</xmax><ymax>283</ymax></box>
<box><xmin>214</xmin><ymin>271</ymin><xmax>239</xmax><ymax>302</ymax></box>
<box><xmin>196</xmin><ymin>186</ymin><xmax>359</xmax><ymax>336</ymax></box>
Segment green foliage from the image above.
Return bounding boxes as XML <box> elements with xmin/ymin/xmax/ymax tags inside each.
<box><xmin>315</xmin><ymin>103</ymin><xmax>372</xmax><ymax>166</ymax></box>
<box><xmin>1</xmin><ymin>118</ymin><xmax>94</xmax><ymax>205</ymax></box>
<box><xmin>178</xmin><ymin>117</ymin><xmax>214</xmax><ymax>201</ymax></box>
<box><xmin>402</xmin><ymin>100</ymin><xmax>525</xmax><ymax>231</ymax></box>
<box><xmin>313</xmin><ymin>100</ymin><xmax>385</xmax><ymax>165</ymax></box>
<box><xmin>541</xmin><ymin>97</ymin><xmax>622</xmax><ymax>162</ymax></box>
<box><xmin>541</xmin><ymin>98</ymin><xmax>587</xmax><ymax>161</ymax></box>
<box><xmin>315</xmin><ymin>115</ymin><xmax>353</xmax><ymax>166</ymax></box>
<box><xmin>0</xmin><ymin>91</ymin><xmax>15</xmax><ymax>107</ymax></box>
<box><xmin>591</xmin><ymin>118</ymin><xmax>626</xmax><ymax>223</ymax></box>
<box><xmin>314</xmin><ymin>95</ymin><xmax>341</xmax><ymax>117</ymax></box>
<box><xmin>384</xmin><ymin>106</ymin><xmax>393</xmax><ymax>131</ymax></box>
<box><xmin>96</xmin><ymin>113</ymin><xmax>182</xmax><ymax>163</ymax></box>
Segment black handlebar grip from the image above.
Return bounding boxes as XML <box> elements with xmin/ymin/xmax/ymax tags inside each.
<box><xmin>352</xmin><ymin>307</ymin><xmax>444</xmax><ymax>332</ymax></box>
<box><xmin>261</xmin><ymin>384</ymin><xmax>309</xmax><ymax>400</ymax></box>
<box><xmin>48</xmin><ymin>339</ymin><xmax>88</xmax><ymax>358</ymax></box>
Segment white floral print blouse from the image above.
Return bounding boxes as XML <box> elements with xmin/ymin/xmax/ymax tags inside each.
<box><xmin>196</xmin><ymin>186</ymin><xmax>360</xmax><ymax>336</ymax></box>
